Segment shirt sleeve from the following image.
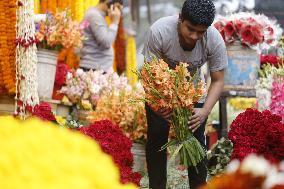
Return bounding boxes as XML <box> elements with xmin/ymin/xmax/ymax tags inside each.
<box><xmin>207</xmin><ymin>29</ymin><xmax>228</xmax><ymax>72</ymax></box>
<box><xmin>88</xmin><ymin>13</ymin><xmax>118</xmax><ymax>49</ymax></box>
<box><xmin>142</xmin><ymin>28</ymin><xmax>163</xmax><ymax>62</ymax></box>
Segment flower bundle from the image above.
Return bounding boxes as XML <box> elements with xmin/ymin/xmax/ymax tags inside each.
<box><xmin>138</xmin><ymin>59</ymin><xmax>205</xmax><ymax>167</ymax></box>
<box><xmin>207</xmin><ymin>138</ymin><xmax>233</xmax><ymax>176</ymax></box>
<box><xmin>60</xmin><ymin>69</ymin><xmax>129</xmax><ymax>110</ymax></box>
<box><xmin>270</xmin><ymin>77</ymin><xmax>284</xmax><ymax>122</ymax></box>
<box><xmin>261</xmin><ymin>55</ymin><xmax>284</xmax><ymax>68</ymax></box>
<box><xmin>0</xmin><ymin>117</ymin><xmax>136</xmax><ymax>189</ymax></box>
<box><xmin>214</xmin><ymin>12</ymin><xmax>282</xmax><ymax>50</ymax></box>
<box><xmin>79</xmin><ymin>120</ymin><xmax>142</xmax><ymax>186</ymax></box>
<box><xmin>35</xmin><ymin>9</ymin><xmax>84</xmax><ymax>51</ymax></box>
<box><xmin>228</xmin><ymin>109</ymin><xmax>284</xmax><ymax>163</ymax></box>
<box><xmin>88</xmin><ymin>83</ymin><xmax>147</xmax><ymax>143</ymax></box>
<box><xmin>200</xmin><ymin>155</ymin><xmax>284</xmax><ymax>189</ymax></box>
<box><xmin>256</xmin><ymin>63</ymin><xmax>284</xmax><ymax>112</ymax></box>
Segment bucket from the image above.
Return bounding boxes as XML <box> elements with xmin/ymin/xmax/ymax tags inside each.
<box><xmin>131</xmin><ymin>143</ymin><xmax>146</xmax><ymax>173</ymax></box>
<box><xmin>37</xmin><ymin>49</ymin><xmax>58</xmax><ymax>100</ymax></box>
<box><xmin>225</xmin><ymin>44</ymin><xmax>260</xmax><ymax>89</ymax></box>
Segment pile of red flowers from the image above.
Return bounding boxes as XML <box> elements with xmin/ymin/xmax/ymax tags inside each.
<box><xmin>260</xmin><ymin>54</ymin><xmax>284</xmax><ymax>68</ymax></box>
<box><xmin>52</xmin><ymin>63</ymin><xmax>70</xmax><ymax>100</ymax></box>
<box><xmin>79</xmin><ymin>120</ymin><xmax>141</xmax><ymax>186</ymax></box>
<box><xmin>228</xmin><ymin>109</ymin><xmax>284</xmax><ymax>163</ymax></box>
<box><xmin>30</xmin><ymin>102</ymin><xmax>56</xmax><ymax>121</ymax></box>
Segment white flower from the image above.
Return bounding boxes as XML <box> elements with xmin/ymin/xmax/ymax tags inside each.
<box><xmin>240</xmin><ymin>154</ymin><xmax>270</xmax><ymax>177</ymax></box>
<box><xmin>226</xmin><ymin>159</ymin><xmax>240</xmax><ymax>173</ymax></box>
<box><xmin>263</xmin><ymin>171</ymin><xmax>284</xmax><ymax>189</ymax></box>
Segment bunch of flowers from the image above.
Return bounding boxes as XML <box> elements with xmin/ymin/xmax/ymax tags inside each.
<box><xmin>256</xmin><ymin>63</ymin><xmax>284</xmax><ymax>112</ymax></box>
<box><xmin>0</xmin><ymin>117</ymin><xmax>136</xmax><ymax>189</ymax></box>
<box><xmin>52</xmin><ymin>63</ymin><xmax>71</xmax><ymax>100</ymax></box>
<box><xmin>261</xmin><ymin>54</ymin><xmax>284</xmax><ymax>68</ymax></box>
<box><xmin>88</xmin><ymin>83</ymin><xmax>147</xmax><ymax>143</ymax></box>
<box><xmin>30</xmin><ymin>102</ymin><xmax>56</xmax><ymax>121</ymax></box>
<box><xmin>214</xmin><ymin>12</ymin><xmax>282</xmax><ymax>50</ymax></box>
<box><xmin>228</xmin><ymin>109</ymin><xmax>284</xmax><ymax>163</ymax></box>
<box><xmin>60</xmin><ymin>69</ymin><xmax>129</xmax><ymax>110</ymax></box>
<box><xmin>207</xmin><ymin>138</ymin><xmax>233</xmax><ymax>176</ymax></box>
<box><xmin>270</xmin><ymin>77</ymin><xmax>284</xmax><ymax>122</ymax></box>
<box><xmin>35</xmin><ymin>9</ymin><xmax>84</xmax><ymax>51</ymax></box>
<box><xmin>200</xmin><ymin>154</ymin><xmax>284</xmax><ymax>189</ymax></box>
<box><xmin>228</xmin><ymin>97</ymin><xmax>257</xmax><ymax>111</ymax></box>
<box><xmin>138</xmin><ymin>59</ymin><xmax>205</xmax><ymax>167</ymax></box>
<box><xmin>79</xmin><ymin>120</ymin><xmax>142</xmax><ymax>186</ymax></box>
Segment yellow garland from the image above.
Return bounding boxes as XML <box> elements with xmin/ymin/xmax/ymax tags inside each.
<box><xmin>228</xmin><ymin>97</ymin><xmax>257</xmax><ymax>111</ymax></box>
<box><xmin>34</xmin><ymin>0</ymin><xmax>40</xmax><ymax>14</ymax></box>
<box><xmin>126</xmin><ymin>36</ymin><xmax>138</xmax><ymax>85</ymax></box>
<box><xmin>0</xmin><ymin>116</ymin><xmax>137</xmax><ymax>189</ymax></box>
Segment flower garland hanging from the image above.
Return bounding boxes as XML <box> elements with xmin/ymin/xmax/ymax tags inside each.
<box><xmin>16</xmin><ymin>0</ymin><xmax>39</xmax><ymax>119</ymax></box>
<box><xmin>0</xmin><ymin>0</ymin><xmax>16</xmax><ymax>95</ymax></box>
<box><xmin>114</xmin><ymin>16</ymin><xmax>127</xmax><ymax>75</ymax></box>
<box><xmin>126</xmin><ymin>35</ymin><xmax>138</xmax><ymax>85</ymax></box>
<box><xmin>40</xmin><ymin>0</ymin><xmax>47</xmax><ymax>13</ymax></box>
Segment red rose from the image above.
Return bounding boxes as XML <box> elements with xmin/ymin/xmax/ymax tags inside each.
<box><xmin>240</xmin><ymin>25</ymin><xmax>254</xmax><ymax>44</ymax></box>
<box><xmin>233</xmin><ymin>19</ymin><xmax>243</xmax><ymax>33</ymax></box>
<box><xmin>224</xmin><ymin>21</ymin><xmax>235</xmax><ymax>38</ymax></box>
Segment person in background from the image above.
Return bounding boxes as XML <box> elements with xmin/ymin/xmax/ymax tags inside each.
<box><xmin>80</xmin><ymin>0</ymin><xmax>123</xmax><ymax>72</ymax></box>
<box><xmin>142</xmin><ymin>0</ymin><xmax>228</xmax><ymax>189</ymax></box>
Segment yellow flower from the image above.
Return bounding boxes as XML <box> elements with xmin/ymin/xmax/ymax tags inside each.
<box><xmin>55</xmin><ymin>116</ymin><xmax>67</xmax><ymax>126</ymax></box>
<box><xmin>0</xmin><ymin>116</ymin><xmax>137</xmax><ymax>189</ymax></box>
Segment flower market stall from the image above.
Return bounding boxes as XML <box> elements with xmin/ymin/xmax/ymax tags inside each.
<box><xmin>1</xmin><ymin>0</ymin><xmax>284</xmax><ymax>188</ymax></box>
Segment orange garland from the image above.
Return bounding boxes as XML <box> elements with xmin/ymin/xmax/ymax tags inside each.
<box><xmin>40</xmin><ymin>0</ymin><xmax>47</xmax><ymax>13</ymax></box>
<box><xmin>114</xmin><ymin>17</ymin><xmax>127</xmax><ymax>75</ymax></box>
<box><xmin>0</xmin><ymin>0</ymin><xmax>16</xmax><ymax>95</ymax></box>
<box><xmin>57</xmin><ymin>47</ymin><xmax>80</xmax><ymax>69</ymax></box>
<box><xmin>47</xmin><ymin>0</ymin><xmax>57</xmax><ymax>14</ymax></box>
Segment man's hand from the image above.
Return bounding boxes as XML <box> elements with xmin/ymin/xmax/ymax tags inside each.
<box><xmin>188</xmin><ymin>108</ymin><xmax>209</xmax><ymax>133</ymax></box>
<box><xmin>148</xmin><ymin>104</ymin><xmax>172</xmax><ymax>122</ymax></box>
<box><xmin>108</xmin><ymin>5</ymin><xmax>121</xmax><ymax>25</ymax></box>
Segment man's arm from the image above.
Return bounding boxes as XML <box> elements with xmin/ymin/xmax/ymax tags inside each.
<box><xmin>188</xmin><ymin>28</ymin><xmax>227</xmax><ymax>132</ymax></box>
<box><xmin>88</xmin><ymin>7</ymin><xmax>120</xmax><ymax>49</ymax></box>
<box><xmin>188</xmin><ymin>70</ymin><xmax>225</xmax><ymax>132</ymax></box>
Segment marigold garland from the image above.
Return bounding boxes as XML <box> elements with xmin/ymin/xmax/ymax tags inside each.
<box><xmin>0</xmin><ymin>0</ymin><xmax>16</xmax><ymax>95</ymax></box>
<box><xmin>126</xmin><ymin>36</ymin><xmax>138</xmax><ymax>85</ymax></box>
<box><xmin>0</xmin><ymin>116</ymin><xmax>137</xmax><ymax>189</ymax></box>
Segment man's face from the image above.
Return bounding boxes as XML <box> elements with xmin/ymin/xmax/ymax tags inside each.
<box><xmin>178</xmin><ymin>18</ymin><xmax>208</xmax><ymax>51</ymax></box>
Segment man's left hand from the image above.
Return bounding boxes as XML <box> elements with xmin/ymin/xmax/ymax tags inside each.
<box><xmin>188</xmin><ymin>108</ymin><xmax>209</xmax><ymax>133</ymax></box>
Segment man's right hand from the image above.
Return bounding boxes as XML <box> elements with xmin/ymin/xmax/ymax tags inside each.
<box><xmin>108</xmin><ymin>5</ymin><xmax>121</xmax><ymax>25</ymax></box>
<box><xmin>148</xmin><ymin>104</ymin><xmax>172</xmax><ymax>122</ymax></box>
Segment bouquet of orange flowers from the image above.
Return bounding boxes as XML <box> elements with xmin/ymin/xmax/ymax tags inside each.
<box><xmin>138</xmin><ymin>59</ymin><xmax>205</xmax><ymax>167</ymax></box>
<box><xmin>35</xmin><ymin>9</ymin><xmax>84</xmax><ymax>51</ymax></box>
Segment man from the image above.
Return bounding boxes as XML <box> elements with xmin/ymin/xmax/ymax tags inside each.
<box><xmin>142</xmin><ymin>0</ymin><xmax>227</xmax><ymax>189</ymax></box>
<box><xmin>80</xmin><ymin>0</ymin><xmax>122</xmax><ymax>72</ymax></box>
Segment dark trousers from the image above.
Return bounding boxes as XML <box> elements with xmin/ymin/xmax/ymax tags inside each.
<box><xmin>145</xmin><ymin>104</ymin><xmax>207</xmax><ymax>189</ymax></box>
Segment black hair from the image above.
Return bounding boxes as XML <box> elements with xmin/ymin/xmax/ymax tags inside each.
<box><xmin>100</xmin><ymin>0</ymin><xmax>123</xmax><ymax>5</ymax></box>
<box><xmin>181</xmin><ymin>0</ymin><xmax>216</xmax><ymax>26</ymax></box>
